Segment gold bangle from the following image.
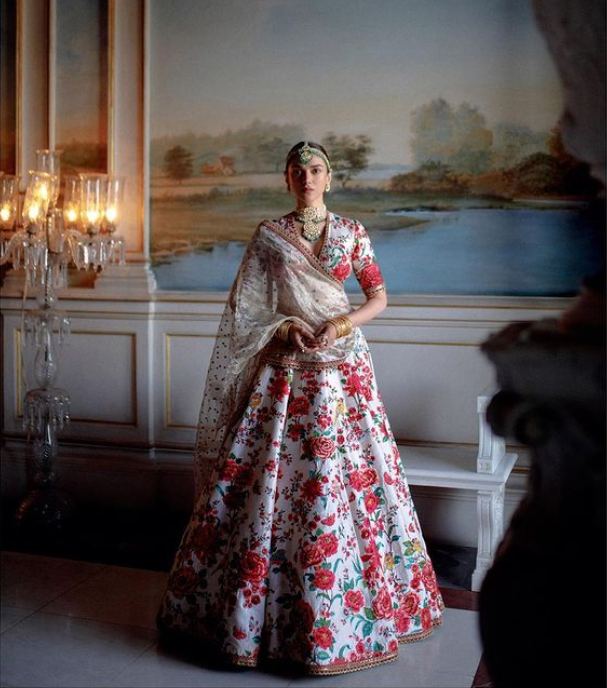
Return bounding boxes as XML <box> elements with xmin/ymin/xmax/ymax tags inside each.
<box><xmin>328</xmin><ymin>315</ymin><xmax>353</xmax><ymax>339</ymax></box>
<box><xmin>276</xmin><ymin>320</ymin><xmax>293</xmax><ymax>342</ymax></box>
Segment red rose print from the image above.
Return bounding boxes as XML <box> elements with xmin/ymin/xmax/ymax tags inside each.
<box><xmin>287</xmin><ymin>423</ymin><xmax>305</xmax><ymax>441</ymax></box>
<box><xmin>356</xmin><ymin>640</ymin><xmax>366</xmax><ymax>655</ymax></box>
<box><xmin>360</xmin><ymin>263</ymin><xmax>384</xmax><ymax>291</ymax></box>
<box><xmin>403</xmin><ymin>591</ymin><xmax>420</xmax><ymax>616</ymax></box>
<box><xmin>268</xmin><ymin>375</ymin><xmax>290</xmax><ymax>399</ymax></box>
<box><xmin>301</xmin><ymin>477</ymin><xmax>324</xmax><ymax>502</ymax></box>
<box><xmin>349</xmin><ymin>470</ymin><xmax>365</xmax><ymax>491</ymax></box>
<box><xmin>317</xmin><ymin>532</ymin><xmax>339</xmax><ymax>557</ymax></box>
<box><xmin>395</xmin><ymin>608</ymin><xmax>411</xmax><ymax>633</ymax></box>
<box><xmin>360</xmin><ymin>468</ymin><xmax>378</xmax><ymax>488</ymax></box>
<box><xmin>344</xmin><ymin>372</ymin><xmax>364</xmax><ymax>397</ymax></box>
<box><xmin>421</xmin><ymin>607</ymin><xmax>432</xmax><ymax>630</ymax></box>
<box><xmin>168</xmin><ymin>564</ymin><xmax>199</xmax><ymax>597</ymax></box>
<box><xmin>190</xmin><ymin>523</ymin><xmax>217</xmax><ymax>553</ymax></box>
<box><xmin>219</xmin><ymin>458</ymin><xmax>240</xmax><ymax>482</ymax></box>
<box><xmin>288</xmin><ymin>396</ymin><xmax>310</xmax><ymax>416</ymax></box>
<box><xmin>233</xmin><ymin>627</ymin><xmax>247</xmax><ymax>640</ymax></box>
<box><xmin>313</xmin><ymin>568</ymin><xmax>336</xmax><ymax>590</ymax></box>
<box><xmin>344</xmin><ymin>589</ymin><xmax>365</xmax><ymax>612</ymax></box>
<box><xmin>333</xmin><ymin>261</ymin><xmax>351</xmax><ymax>281</ymax></box>
<box><xmin>239</xmin><ymin>550</ymin><xmax>269</xmax><ymax>586</ymax></box>
<box><xmin>372</xmin><ymin>586</ymin><xmax>394</xmax><ymax>619</ymax></box>
<box><xmin>234</xmin><ymin>464</ymin><xmax>252</xmax><ymax>488</ymax></box>
<box><xmin>313</xmin><ymin>626</ymin><xmax>334</xmax><ymax>649</ymax></box>
<box><xmin>364</xmin><ymin>492</ymin><xmax>380</xmax><ymax>513</ymax></box>
<box><xmin>321</xmin><ymin>513</ymin><xmax>336</xmax><ymax>526</ymax></box>
<box><xmin>309</xmin><ymin>436</ymin><xmax>335</xmax><ymax>460</ymax></box>
<box><xmin>363</xmin><ymin>562</ymin><xmax>379</xmax><ymax>584</ymax></box>
<box><xmin>302</xmin><ymin>542</ymin><xmax>324</xmax><ymax>568</ymax></box>
<box><xmin>291</xmin><ymin>599</ymin><xmax>315</xmax><ymax>633</ymax></box>
<box><xmin>421</xmin><ymin>561</ymin><xmax>438</xmax><ymax>592</ymax></box>
<box><xmin>317</xmin><ymin>414</ymin><xmax>332</xmax><ymax>429</ymax></box>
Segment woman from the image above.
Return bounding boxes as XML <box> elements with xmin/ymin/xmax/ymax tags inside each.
<box><xmin>157</xmin><ymin>142</ymin><xmax>443</xmax><ymax>675</ymax></box>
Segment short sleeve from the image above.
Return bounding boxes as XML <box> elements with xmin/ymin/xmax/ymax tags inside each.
<box><xmin>351</xmin><ymin>221</ymin><xmax>386</xmax><ymax>298</ymax></box>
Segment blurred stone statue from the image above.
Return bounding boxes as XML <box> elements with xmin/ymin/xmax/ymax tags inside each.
<box><xmin>478</xmin><ymin>2</ymin><xmax>606</xmax><ymax>687</ymax></box>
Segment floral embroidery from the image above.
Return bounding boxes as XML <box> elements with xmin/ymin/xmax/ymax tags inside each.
<box><xmin>278</xmin><ymin>213</ymin><xmax>385</xmax><ymax>297</ymax></box>
<box><xmin>158</xmin><ymin>218</ymin><xmax>441</xmax><ymax>676</ymax></box>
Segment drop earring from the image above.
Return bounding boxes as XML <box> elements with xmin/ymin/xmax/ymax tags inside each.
<box><xmin>325</xmin><ymin>182</ymin><xmax>331</xmax><ymax>192</ymax></box>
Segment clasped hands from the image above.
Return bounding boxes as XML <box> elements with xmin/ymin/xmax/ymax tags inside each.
<box><xmin>289</xmin><ymin>321</ymin><xmax>337</xmax><ymax>353</ymax></box>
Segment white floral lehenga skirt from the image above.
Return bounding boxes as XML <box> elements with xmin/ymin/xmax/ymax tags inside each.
<box><xmin>157</xmin><ymin>331</ymin><xmax>444</xmax><ymax>675</ymax></box>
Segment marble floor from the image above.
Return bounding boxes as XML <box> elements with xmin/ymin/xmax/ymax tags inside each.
<box><xmin>0</xmin><ymin>550</ymin><xmax>486</xmax><ymax>688</ymax></box>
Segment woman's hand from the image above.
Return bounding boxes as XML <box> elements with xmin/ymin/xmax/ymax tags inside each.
<box><xmin>288</xmin><ymin>322</ymin><xmax>319</xmax><ymax>352</ymax></box>
<box><xmin>313</xmin><ymin>322</ymin><xmax>338</xmax><ymax>349</ymax></box>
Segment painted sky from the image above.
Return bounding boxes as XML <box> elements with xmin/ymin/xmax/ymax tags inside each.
<box><xmin>55</xmin><ymin>0</ymin><xmax>107</xmax><ymax>145</ymax></box>
<box><xmin>150</xmin><ymin>0</ymin><xmax>563</xmax><ymax>165</ymax></box>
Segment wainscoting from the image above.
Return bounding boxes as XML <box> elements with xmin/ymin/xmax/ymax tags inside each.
<box><xmin>1</xmin><ymin>285</ymin><xmax>566</xmax><ymax>548</ymax></box>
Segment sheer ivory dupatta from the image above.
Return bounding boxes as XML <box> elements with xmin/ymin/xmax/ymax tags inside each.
<box><xmin>193</xmin><ymin>219</ymin><xmax>355</xmax><ymax>500</ymax></box>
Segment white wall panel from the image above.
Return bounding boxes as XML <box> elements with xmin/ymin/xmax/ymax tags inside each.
<box><xmin>165</xmin><ymin>333</ymin><xmax>212</xmax><ymax>429</ymax></box>
<box><xmin>371</xmin><ymin>341</ymin><xmax>495</xmax><ymax>444</ymax></box>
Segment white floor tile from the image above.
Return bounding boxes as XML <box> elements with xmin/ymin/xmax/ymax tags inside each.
<box><xmin>395</xmin><ymin>608</ymin><xmax>482</xmax><ymax>676</ymax></box>
<box><xmin>109</xmin><ymin>643</ymin><xmax>293</xmax><ymax>688</ymax></box>
<box><xmin>41</xmin><ymin>565</ymin><xmax>169</xmax><ymax>629</ymax></box>
<box><xmin>0</xmin><ymin>606</ymin><xmax>33</xmax><ymax>634</ymax></box>
<box><xmin>1</xmin><ymin>552</ymin><xmax>105</xmax><ymax>610</ymax></box>
<box><xmin>0</xmin><ymin>612</ymin><xmax>156</xmax><ymax>688</ymax></box>
<box><xmin>0</xmin><ymin>553</ymin><xmax>483</xmax><ymax>688</ymax></box>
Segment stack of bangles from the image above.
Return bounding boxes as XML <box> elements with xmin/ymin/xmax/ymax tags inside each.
<box><xmin>328</xmin><ymin>315</ymin><xmax>353</xmax><ymax>338</ymax></box>
<box><xmin>276</xmin><ymin>320</ymin><xmax>293</xmax><ymax>342</ymax></box>
<box><xmin>275</xmin><ymin>316</ymin><xmax>353</xmax><ymax>344</ymax></box>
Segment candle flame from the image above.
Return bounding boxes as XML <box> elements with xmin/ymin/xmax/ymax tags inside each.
<box><xmin>0</xmin><ymin>207</ymin><xmax>11</xmax><ymax>222</ymax></box>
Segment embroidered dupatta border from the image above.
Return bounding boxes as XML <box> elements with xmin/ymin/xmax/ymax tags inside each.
<box><xmin>261</xmin><ymin>218</ymin><xmax>344</xmax><ymax>290</ymax></box>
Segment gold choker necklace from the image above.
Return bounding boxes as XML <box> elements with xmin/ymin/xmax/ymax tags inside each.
<box><xmin>294</xmin><ymin>205</ymin><xmax>327</xmax><ymax>241</ymax></box>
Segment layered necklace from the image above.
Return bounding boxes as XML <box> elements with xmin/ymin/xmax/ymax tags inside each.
<box><xmin>294</xmin><ymin>204</ymin><xmax>328</xmax><ymax>242</ymax></box>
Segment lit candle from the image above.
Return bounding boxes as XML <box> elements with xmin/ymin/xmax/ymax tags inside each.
<box><xmin>86</xmin><ymin>210</ymin><xmax>99</xmax><ymax>225</ymax></box>
<box><xmin>28</xmin><ymin>204</ymin><xmax>40</xmax><ymax>222</ymax></box>
<box><xmin>0</xmin><ymin>206</ymin><xmax>11</xmax><ymax>223</ymax></box>
<box><xmin>106</xmin><ymin>207</ymin><xmax>117</xmax><ymax>223</ymax></box>
<box><xmin>66</xmin><ymin>208</ymin><xmax>78</xmax><ymax>224</ymax></box>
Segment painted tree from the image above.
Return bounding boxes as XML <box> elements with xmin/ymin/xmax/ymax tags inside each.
<box><xmin>322</xmin><ymin>133</ymin><xmax>374</xmax><ymax>188</ymax></box>
<box><xmin>410</xmin><ymin>98</ymin><xmax>455</xmax><ymax>166</ymax></box>
<box><xmin>449</xmin><ymin>103</ymin><xmax>493</xmax><ymax>174</ymax></box>
<box><xmin>164</xmin><ymin>145</ymin><xmax>194</xmax><ymax>184</ymax></box>
<box><xmin>492</xmin><ymin>123</ymin><xmax>548</xmax><ymax>170</ymax></box>
<box><xmin>410</xmin><ymin>98</ymin><xmax>492</xmax><ymax>174</ymax></box>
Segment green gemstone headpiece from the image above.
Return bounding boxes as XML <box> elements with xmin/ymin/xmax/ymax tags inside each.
<box><xmin>289</xmin><ymin>142</ymin><xmax>331</xmax><ymax>172</ymax></box>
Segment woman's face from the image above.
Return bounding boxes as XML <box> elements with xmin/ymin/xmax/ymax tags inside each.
<box><xmin>285</xmin><ymin>155</ymin><xmax>331</xmax><ymax>207</ymax></box>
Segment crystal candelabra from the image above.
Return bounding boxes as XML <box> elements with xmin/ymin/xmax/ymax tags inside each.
<box><xmin>0</xmin><ymin>151</ymin><xmax>126</xmax><ymax>528</ymax></box>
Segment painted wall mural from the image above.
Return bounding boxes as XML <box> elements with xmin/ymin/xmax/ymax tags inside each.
<box><xmin>55</xmin><ymin>0</ymin><xmax>108</xmax><ymax>174</ymax></box>
<box><xmin>149</xmin><ymin>0</ymin><xmax>603</xmax><ymax>295</ymax></box>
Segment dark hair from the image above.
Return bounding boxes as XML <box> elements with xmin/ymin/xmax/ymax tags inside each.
<box><xmin>284</xmin><ymin>141</ymin><xmax>331</xmax><ymax>173</ymax></box>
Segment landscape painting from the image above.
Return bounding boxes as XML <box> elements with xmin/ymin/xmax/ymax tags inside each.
<box><xmin>149</xmin><ymin>0</ymin><xmax>603</xmax><ymax>296</ymax></box>
<box><xmin>55</xmin><ymin>0</ymin><xmax>108</xmax><ymax>174</ymax></box>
